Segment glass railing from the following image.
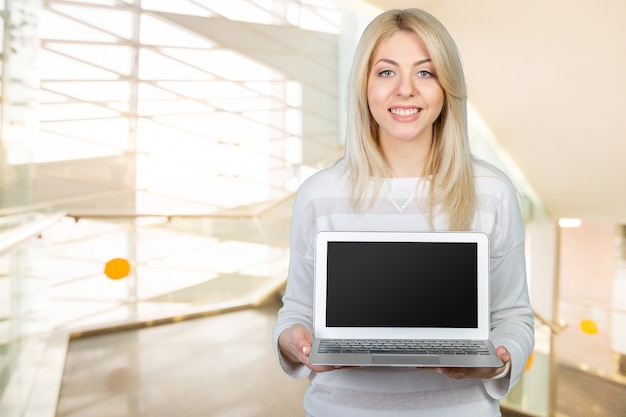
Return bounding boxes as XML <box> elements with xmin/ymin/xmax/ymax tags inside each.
<box><xmin>0</xmin><ymin>210</ymin><xmax>65</xmax><ymax>417</ymax></box>
<box><xmin>47</xmin><ymin>200</ymin><xmax>295</xmax><ymax>333</ymax></box>
<box><xmin>500</xmin><ymin>320</ymin><xmax>558</xmax><ymax>416</ymax></box>
<box><xmin>557</xmin><ymin>297</ymin><xmax>626</xmax><ymax>385</ymax></box>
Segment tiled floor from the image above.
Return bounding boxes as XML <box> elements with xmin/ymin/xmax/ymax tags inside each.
<box><xmin>555</xmin><ymin>364</ymin><xmax>626</xmax><ymax>417</ymax></box>
<box><xmin>55</xmin><ymin>298</ymin><xmax>307</xmax><ymax>417</ymax></box>
<box><xmin>55</xmin><ymin>297</ymin><xmax>626</xmax><ymax>417</ymax></box>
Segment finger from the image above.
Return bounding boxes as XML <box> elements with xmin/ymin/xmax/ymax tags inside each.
<box><xmin>296</xmin><ymin>344</ymin><xmax>311</xmax><ymax>366</ymax></box>
<box><xmin>496</xmin><ymin>346</ymin><xmax>511</xmax><ymax>363</ymax></box>
<box><xmin>308</xmin><ymin>364</ymin><xmax>337</xmax><ymax>372</ymax></box>
<box><xmin>294</xmin><ymin>327</ymin><xmax>313</xmax><ymax>362</ymax></box>
<box><xmin>437</xmin><ymin>368</ymin><xmax>466</xmax><ymax>379</ymax></box>
<box><xmin>436</xmin><ymin>367</ymin><xmax>459</xmax><ymax>377</ymax></box>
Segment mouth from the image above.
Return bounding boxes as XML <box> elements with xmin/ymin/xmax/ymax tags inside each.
<box><xmin>389</xmin><ymin>107</ymin><xmax>421</xmax><ymax>117</ymax></box>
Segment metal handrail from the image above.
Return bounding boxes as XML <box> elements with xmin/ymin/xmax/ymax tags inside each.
<box><xmin>560</xmin><ymin>296</ymin><xmax>626</xmax><ymax>315</ymax></box>
<box><xmin>0</xmin><ymin>189</ymin><xmax>297</xmax><ymax>222</ymax></box>
<box><xmin>534</xmin><ymin>309</ymin><xmax>568</xmax><ymax>335</ymax></box>
<box><xmin>64</xmin><ymin>191</ymin><xmax>297</xmax><ymax>221</ymax></box>
<box><xmin>0</xmin><ymin>203</ymin><xmax>56</xmax><ymax>217</ymax></box>
<box><xmin>0</xmin><ymin>211</ymin><xmax>66</xmax><ymax>256</ymax></box>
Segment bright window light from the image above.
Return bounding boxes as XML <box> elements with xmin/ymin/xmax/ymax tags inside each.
<box><xmin>38</xmin><ymin>0</ymin><xmax>339</xmax><ymax>212</ymax></box>
<box><xmin>559</xmin><ymin>218</ymin><xmax>582</xmax><ymax>228</ymax></box>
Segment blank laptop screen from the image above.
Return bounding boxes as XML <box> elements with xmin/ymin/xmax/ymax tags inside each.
<box><xmin>326</xmin><ymin>241</ymin><xmax>478</xmax><ymax>328</ymax></box>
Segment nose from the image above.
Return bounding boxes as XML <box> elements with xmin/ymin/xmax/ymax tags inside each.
<box><xmin>397</xmin><ymin>74</ymin><xmax>416</xmax><ymax>97</ymax></box>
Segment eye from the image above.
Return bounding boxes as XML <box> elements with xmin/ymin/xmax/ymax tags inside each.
<box><xmin>416</xmin><ymin>70</ymin><xmax>435</xmax><ymax>78</ymax></box>
<box><xmin>377</xmin><ymin>69</ymin><xmax>395</xmax><ymax>77</ymax></box>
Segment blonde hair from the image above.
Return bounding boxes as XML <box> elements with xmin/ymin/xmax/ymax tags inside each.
<box><xmin>344</xmin><ymin>8</ymin><xmax>476</xmax><ymax>230</ymax></box>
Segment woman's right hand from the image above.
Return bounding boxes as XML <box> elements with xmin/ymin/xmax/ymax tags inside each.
<box><xmin>278</xmin><ymin>324</ymin><xmax>338</xmax><ymax>373</ymax></box>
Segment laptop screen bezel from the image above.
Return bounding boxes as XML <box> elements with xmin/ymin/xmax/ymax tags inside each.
<box><xmin>313</xmin><ymin>231</ymin><xmax>491</xmax><ymax>340</ymax></box>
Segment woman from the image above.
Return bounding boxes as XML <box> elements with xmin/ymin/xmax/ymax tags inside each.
<box><xmin>273</xmin><ymin>8</ymin><xmax>534</xmax><ymax>416</ymax></box>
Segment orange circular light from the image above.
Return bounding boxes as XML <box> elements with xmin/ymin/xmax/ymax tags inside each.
<box><xmin>525</xmin><ymin>351</ymin><xmax>534</xmax><ymax>372</ymax></box>
<box><xmin>580</xmin><ymin>319</ymin><xmax>599</xmax><ymax>335</ymax></box>
<box><xmin>104</xmin><ymin>258</ymin><xmax>131</xmax><ymax>280</ymax></box>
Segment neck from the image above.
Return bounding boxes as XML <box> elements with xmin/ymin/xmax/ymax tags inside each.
<box><xmin>380</xmin><ymin>137</ymin><xmax>432</xmax><ymax>178</ymax></box>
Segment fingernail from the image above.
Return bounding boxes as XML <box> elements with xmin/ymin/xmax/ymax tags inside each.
<box><xmin>302</xmin><ymin>346</ymin><xmax>308</xmax><ymax>354</ymax></box>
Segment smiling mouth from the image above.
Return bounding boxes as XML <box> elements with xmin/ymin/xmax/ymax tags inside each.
<box><xmin>389</xmin><ymin>108</ymin><xmax>421</xmax><ymax>117</ymax></box>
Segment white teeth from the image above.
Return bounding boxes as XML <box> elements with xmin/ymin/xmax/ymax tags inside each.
<box><xmin>390</xmin><ymin>108</ymin><xmax>420</xmax><ymax>117</ymax></box>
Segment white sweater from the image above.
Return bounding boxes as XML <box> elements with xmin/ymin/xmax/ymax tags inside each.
<box><xmin>273</xmin><ymin>159</ymin><xmax>535</xmax><ymax>417</ymax></box>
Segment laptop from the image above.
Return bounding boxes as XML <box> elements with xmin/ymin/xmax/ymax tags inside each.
<box><xmin>308</xmin><ymin>230</ymin><xmax>503</xmax><ymax>368</ymax></box>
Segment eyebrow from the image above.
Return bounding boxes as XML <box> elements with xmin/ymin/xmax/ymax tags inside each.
<box><xmin>374</xmin><ymin>58</ymin><xmax>432</xmax><ymax>66</ymax></box>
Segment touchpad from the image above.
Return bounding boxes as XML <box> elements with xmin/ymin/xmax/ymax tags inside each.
<box><xmin>371</xmin><ymin>355</ymin><xmax>440</xmax><ymax>365</ymax></box>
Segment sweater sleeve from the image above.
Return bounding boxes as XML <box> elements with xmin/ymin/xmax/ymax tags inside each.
<box><xmin>272</xmin><ymin>178</ymin><xmax>318</xmax><ymax>380</ymax></box>
<box><xmin>272</xmin><ymin>251</ymin><xmax>314</xmax><ymax>379</ymax></box>
<box><xmin>483</xmin><ymin>241</ymin><xmax>535</xmax><ymax>398</ymax></box>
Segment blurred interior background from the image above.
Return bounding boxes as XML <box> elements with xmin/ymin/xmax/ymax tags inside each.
<box><xmin>1</xmin><ymin>1</ymin><xmax>625</xmax><ymax>416</ymax></box>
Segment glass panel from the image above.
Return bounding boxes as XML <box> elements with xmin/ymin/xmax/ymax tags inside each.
<box><xmin>298</xmin><ymin>4</ymin><xmax>341</xmax><ymax>33</ymax></box>
<box><xmin>39</xmin><ymin>9</ymin><xmax>119</xmax><ymax>42</ymax></box>
<box><xmin>141</xmin><ymin>0</ymin><xmax>212</xmax><ymax>16</ymax></box>
<box><xmin>39</xmin><ymin>50</ymin><xmax>119</xmax><ymax>80</ymax></box>
<box><xmin>42</xmin><ymin>81</ymin><xmax>131</xmax><ymax>102</ymax></box>
<box><xmin>35</xmin><ymin>131</ymin><xmax>122</xmax><ymax>162</ymax></box>
<box><xmin>156</xmin><ymin>80</ymin><xmax>258</xmax><ymax>100</ymax></box>
<box><xmin>139</xmin><ymin>14</ymin><xmax>216</xmax><ymax>47</ymax></box>
<box><xmin>165</xmin><ymin>48</ymin><xmax>283</xmax><ymax>81</ymax></box>
<box><xmin>0</xmin><ymin>19</ymin><xmax>4</xmax><ymax>54</ymax></box>
<box><xmin>0</xmin><ymin>218</ymin><xmax>54</xmax><ymax>417</ymax></box>
<box><xmin>209</xmin><ymin>95</ymin><xmax>282</xmax><ymax>111</ymax></box>
<box><xmin>501</xmin><ymin>323</ymin><xmax>552</xmax><ymax>416</ymax></box>
<box><xmin>138</xmin><ymin>99</ymin><xmax>214</xmax><ymax>116</ymax></box>
<box><xmin>46</xmin><ymin>44</ymin><xmax>134</xmax><ymax>75</ymax></box>
<box><xmin>138</xmin><ymin>48</ymin><xmax>213</xmax><ymax>80</ymax></box>
<box><xmin>137</xmin><ymin>82</ymin><xmax>178</xmax><ymax>100</ymax></box>
<box><xmin>194</xmin><ymin>0</ymin><xmax>277</xmax><ymax>24</ymax></box>
<box><xmin>135</xmin><ymin>119</ymin><xmax>214</xmax><ymax>153</ymax></box>
<box><xmin>42</xmin><ymin>119</ymin><xmax>129</xmax><ymax>148</ymax></box>
<box><xmin>50</xmin><ymin>4</ymin><xmax>134</xmax><ymax>40</ymax></box>
<box><xmin>39</xmin><ymin>103</ymin><xmax>121</xmax><ymax>121</ymax></box>
<box><xmin>558</xmin><ymin>300</ymin><xmax>614</xmax><ymax>373</ymax></box>
<box><xmin>135</xmin><ymin>154</ymin><xmax>216</xmax><ymax>189</ymax></box>
<box><xmin>74</xmin><ymin>0</ymin><xmax>119</xmax><ymax>5</ymax></box>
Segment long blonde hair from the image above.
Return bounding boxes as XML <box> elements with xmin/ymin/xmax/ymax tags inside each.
<box><xmin>344</xmin><ymin>8</ymin><xmax>476</xmax><ymax>230</ymax></box>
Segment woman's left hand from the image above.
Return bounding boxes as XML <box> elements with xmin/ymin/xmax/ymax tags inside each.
<box><xmin>435</xmin><ymin>346</ymin><xmax>511</xmax><ymax>380</ymax></box>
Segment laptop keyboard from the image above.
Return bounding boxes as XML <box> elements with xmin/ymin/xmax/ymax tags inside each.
<box><xmin>318</xmin><ymin>339</ymin><xmax>492</xmax><ymax>355</ymax></box>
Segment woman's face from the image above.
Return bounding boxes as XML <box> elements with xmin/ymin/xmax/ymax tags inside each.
<box><xmin>367</xmin><ymin>30</ymin><xmax>444</xmax><ymax>147</ymax></box>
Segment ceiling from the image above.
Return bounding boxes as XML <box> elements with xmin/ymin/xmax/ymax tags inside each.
<box><xmin>360</xmin><ymin>0</ymin><xmax>626</xmax><ymax>224</ymax></box>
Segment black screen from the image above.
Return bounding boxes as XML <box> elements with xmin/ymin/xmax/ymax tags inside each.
<box><xmin>326</xmin><ymin>241</ymin><xmax>478</xmax><ymax>328</ymax></box>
